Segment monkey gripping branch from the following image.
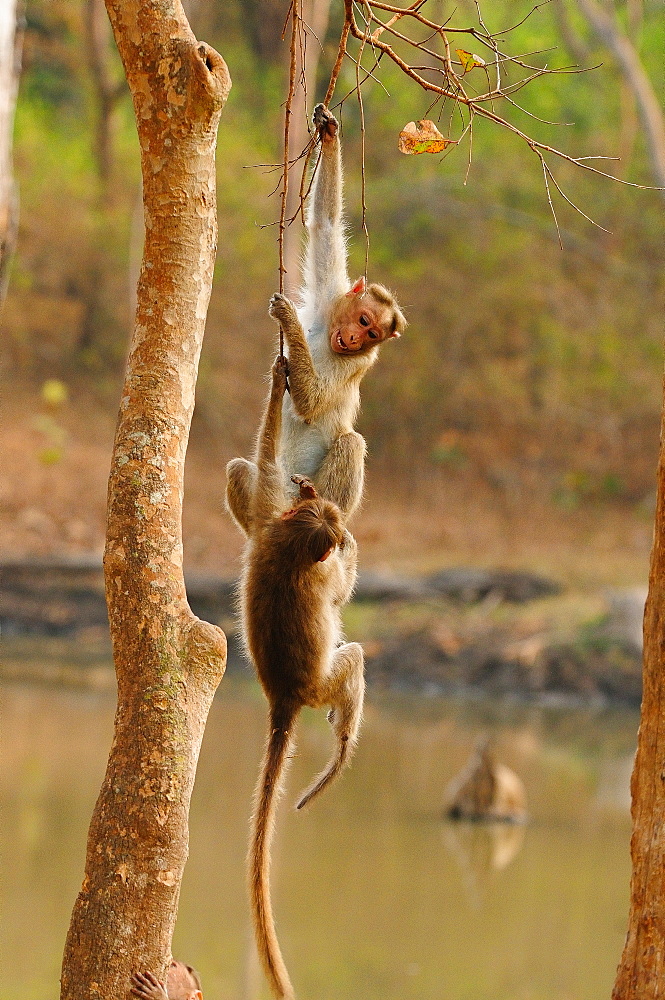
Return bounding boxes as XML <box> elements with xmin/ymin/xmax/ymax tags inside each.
<box><xmin>60</xmin><ymin>3</ymin><xmax>230</xmax><ymax>997</ymax></box>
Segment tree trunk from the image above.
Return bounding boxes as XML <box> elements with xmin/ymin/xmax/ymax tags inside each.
<box><xmin>0</xmin><ymin>0</ymin><xmax>22</xmax><ymax>304</ymax></box>
<box><xmin>60</xmin><ymin>3</ymin><xmax>230</xmax><ymax>998</ymax></box>
<box><xmin>575</xmin><ymin>0</ymin><xmax>665</xmax><ymax>192</ymax></box>
<box><xmin>613</xmin><ymin>383</ymin><xmax>665</xmax><ymax>996</ymax></box>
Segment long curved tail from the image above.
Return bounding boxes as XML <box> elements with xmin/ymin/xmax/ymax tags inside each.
<box><xmin>249</xmin><ymin>703</ymin><xmax>299</xmax><ymax>1000</ymax></box>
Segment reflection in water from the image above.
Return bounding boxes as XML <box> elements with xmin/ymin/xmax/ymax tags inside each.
<box><xmin>442</xmin><ymin>822</ymin><xmax>527</xmax><ymax>911</ymax></box>
<box><xmin>1</xmin><ymin>663</ymin><xmax>637</xmax><ymax>1000</ymax></box>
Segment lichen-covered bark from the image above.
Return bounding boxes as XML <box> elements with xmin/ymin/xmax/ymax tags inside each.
<box><xmin>60</xmin><ymin>4</ymin><xmax>230</xmax><ymax>998</ymax></box>
<box><xmin>613</xmin><ymin>382</ymin><xmax>665</xmax><ymax>999</ymax></box>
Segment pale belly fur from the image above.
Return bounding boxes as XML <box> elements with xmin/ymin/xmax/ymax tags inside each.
<box><xmin>280</xmin><ymin>401</ymin><xmax>329</xmax><ymax>488</ymax></box>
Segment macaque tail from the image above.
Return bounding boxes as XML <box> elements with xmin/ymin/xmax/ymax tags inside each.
<box><xmin>249</xmin><ymin>703</ymin><xmax>299</xmax><ymax>1000</ymax></box>
<box><xmin>295</xmin><ymin>731</ymin><xmax>352</xmax><ymax>811</ymax></box>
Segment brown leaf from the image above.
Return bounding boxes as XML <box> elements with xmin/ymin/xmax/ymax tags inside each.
<box><xmin>398</xmin><ymin>120</ymin><xmax>456</xmax><ymax>155</ymax></box>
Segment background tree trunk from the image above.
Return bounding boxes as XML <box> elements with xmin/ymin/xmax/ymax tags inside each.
<box><xmin>0</xmin><ymin>0</ymin><xmax>23</xmax><ymax>304</ymax></box>
<box><xmin>613</xmin><ymin>387</ymin><xmax>665</xmax><ymax>995</ymax></box>
<box><xmin>283</xmin><ymin>0</ymin><xmax>332</xmax><ymax>296</ymax></box>
<box><xmin>574</xmin><ymin>0</ymin><xmax>665</xmax><ymax>192</ymax></box>
<box><xmin>60</xmin><ymin>3</ymin><xmax>230</xmax><ymax>997</ymax></box>
<box><xmin>85</xmin><ymin>0</ymin><xmax>125</xmax><ymax>200</ymax></box>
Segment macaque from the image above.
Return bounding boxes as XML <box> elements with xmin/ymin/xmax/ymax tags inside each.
<box><xmin>241</xmin><ymin>356</ymin><xmax>365</xmax><ymax>999</ymax></box>
<box><xmin>226</xmin><ymin>103</ymin><xmax>406</xmax><ymax>536</ymax></box>
<box><xmin>130</xmin><ymin>962</ymin><xmax>203</xmax><ymax>1000</ymax></box>
<box><xmin>445</xmin><ymin>736</ymin><xmax>528</xmax><ymax>823</ymax></box>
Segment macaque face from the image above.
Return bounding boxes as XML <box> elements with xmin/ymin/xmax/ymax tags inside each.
<box><xmin>329</xmin><ymin>277</ymin><xmax>400</xmax><ymax>356</ymax></box>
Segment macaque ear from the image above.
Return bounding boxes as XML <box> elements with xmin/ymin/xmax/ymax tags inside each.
<box><xmin>346</xmin><ymin>276</ymin><xmax>366</xmax><ymax>297</ymax></box>
<box><xmin>318</xmin><ymin>546</ymin><xmax>334</xmax><ymax>563</ymax></box>
<box><xmin>387</xmin><ymin>329</ymin><xmax>401</xmax><ymax>340</ymax></box>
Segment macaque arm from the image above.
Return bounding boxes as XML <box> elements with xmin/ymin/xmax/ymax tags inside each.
<box><xmin>269</xmin><ymin>293</ymin><xmax>325</xmax><ymax>420</ymax></box>
<box><xmin>252</xmin><ymin>358</ymin><xmax>288</xmax><ymax>526</ymax></box>
<box><xmin>304</xmin><ymin>107</ymin><xmax>348</xmax><ymax>303</ymax></box>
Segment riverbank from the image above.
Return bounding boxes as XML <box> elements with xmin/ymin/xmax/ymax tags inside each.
<box><xmin>0</xmin><ymin>557</ymin><xmax>644</xmax><ymax>706</ymax></box>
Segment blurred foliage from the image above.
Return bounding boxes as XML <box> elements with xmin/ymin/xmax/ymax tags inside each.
<box><xmin>2</xmin><ymin>0</ymin><xmax>664</xmax><ymax>510</ymax></box>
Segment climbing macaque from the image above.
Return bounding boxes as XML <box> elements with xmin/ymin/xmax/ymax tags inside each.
<box><xmin>241</xmin><ymin>355</ymin><xmax>365</xmax><ymax>999</ymax></box>
<box><xmin>226</xmin><ymin>103</ymin><xmax>406</xmax><ymax>536</ymax></box>
<box><xmin>130</xmin><ymin>962</ymin><xmax>203</xmax><ymax>1000</ymax></box>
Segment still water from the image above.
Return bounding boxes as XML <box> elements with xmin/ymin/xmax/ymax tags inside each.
<box><xmin>2</xmin><ymin>664</ymin><xmax>637</xmax><ymax>1000</ymax></box>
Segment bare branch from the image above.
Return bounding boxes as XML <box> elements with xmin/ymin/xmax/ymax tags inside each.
<box><xmin>267</xmin><ymin>0</ymin><xmax>661</xmax><ymax>261</ymax></box>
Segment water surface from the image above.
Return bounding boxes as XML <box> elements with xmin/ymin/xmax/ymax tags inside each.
<box><xmin>1</xmin><ymin>661</ymin><xmax>636</xmax><ymax>1000</ymax></box>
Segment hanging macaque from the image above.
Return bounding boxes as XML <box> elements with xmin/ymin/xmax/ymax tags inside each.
<box><xmin>226</xmin><ymin>104</ymin><xmax>406</xmax><ymax>535</ymax></box>
<box><xmin>239</xmin><ymin>356</ymin><xmax>365</xmax><ymax>999</ymax></box>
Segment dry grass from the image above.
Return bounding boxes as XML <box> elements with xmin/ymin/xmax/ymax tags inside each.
<box><xmin>0</xmin><ymin>374</ymin><xmax>653</xmax><ymax>591</ymax></box>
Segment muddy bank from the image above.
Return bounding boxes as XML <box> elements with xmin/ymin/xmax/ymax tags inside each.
<box><xmin>364</xmin><ymin>626</ymin><xmax>642</xmax><ymax>706</ymax></box>
<box><xmin>0</xmin><ymin>557</ymin><xmax>643</xmax><ymax>705</ymax></box>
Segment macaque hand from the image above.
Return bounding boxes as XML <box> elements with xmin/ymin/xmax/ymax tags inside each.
<box><xmin>130</xmin><ymin>971</ymin><xmax>169</xmax><ymax>1000</ymax></box>
<box><xmin>312</xmin><ymin>103</ymin><xmax>339</xmax><ymax>142</ymax></box>
<box><xmin>269</xmin><ymin>292</ymin><xmax>298</xmax><ymax>328</ymax></box>
<box><xmin>272</xmin><ymin>354</ymin><xmax>290</xmax><ymax>392</ymax></box>
<box><xmin>291</xmin><ymin>474</ymin><xmax>318</xmax><ymax>500</ymax></box>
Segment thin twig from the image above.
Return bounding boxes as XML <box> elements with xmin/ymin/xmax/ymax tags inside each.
<box><xmin>278</xmin><ymin>0</ymin><xmax>300</xmax><ymax>360</ymax></box>
<box><xmin>543</xmin><ymin>157</ymin><xmax>611</xmax><ymax>232</ymax></box>
<box><xmin>358</xmin><ymin>3</ymin><xmax>371</xmax><ymax>278</ymax></box>
<box><xmin>324</xmin><ymin>10</ymin><xmax>352</xmax><ymax>107</ymax></box>
<box><xmin>271</xmin><ymin>0</ymin><xmax>661</xmax><ymax>274</ymax></box>
<box><xmin>539</xmin><ymin>152</ymin><xmax>563</xmax><ymax>248</ymax></box>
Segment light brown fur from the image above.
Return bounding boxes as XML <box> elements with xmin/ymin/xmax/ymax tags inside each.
<box><xmin>226</xmin><ymin>105</ymin><xmax>405</xmax><ymax>536</ymax></box>
<box><xmin>445</xmin><ymin>736</ymin><xmax>528</xmax><ymax>823</ymax></box>
<box><xmin>240</xmin><ymin>357</ymin><xmax>365</xmax><ymax>999</ymax></box>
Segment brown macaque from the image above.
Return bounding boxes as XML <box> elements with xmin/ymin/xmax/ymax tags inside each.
<box><xmin>240</xmin><ymin>356</ymin><xmax>365</xmax><ymax>999</ymax></box>
<box><xmin>226</xmin><ymin>104</ymin><xmax>406</xmax><ymax>537</ymax></box>
<box><xmin>445</xmin><ymin>736</ymin><xmax>528</xmax><ymax>823</ymax></box>
<box><xmin>130</xmin><ymin>962</ymin><xmax>203</xmax><ymax>1000</ymax></box>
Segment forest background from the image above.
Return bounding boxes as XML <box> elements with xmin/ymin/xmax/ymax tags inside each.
<box><xmin>2</xmin><ymin>0</ymin><xmax>663</xmax><ymax>589</ymax></box>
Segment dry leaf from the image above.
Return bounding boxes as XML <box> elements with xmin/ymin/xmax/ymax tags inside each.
<box><xmin>456</xmin><ymin>48</ymin><xmax>486</xmax><ymax>72</ymax></box>
<box><xmin>398</xmin><ymin>120</ymin><xmax>455</xmax><ymax>155</ymax></box>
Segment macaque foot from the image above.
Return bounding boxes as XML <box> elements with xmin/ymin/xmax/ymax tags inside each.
<box><xmin>291</xmin><ymin>474</ymin><xmax>318</xmax><ymax>500</ymax></box>
<box><xmin>269</xmin><ymin>292</ymin><xmax>298</xmax><ymax>328</ymax></box>
<box><xmin>313</xmin><ymin>103</ymin><xmax>339</xmax><ymax>142</ymax></box>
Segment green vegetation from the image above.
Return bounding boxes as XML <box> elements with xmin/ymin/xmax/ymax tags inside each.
<box><xmin>3</xmin><ymin>0</ymin><xmax>664</xmax><ymax>562</ymax></box>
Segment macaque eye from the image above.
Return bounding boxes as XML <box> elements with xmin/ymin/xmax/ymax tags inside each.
<box><xmin>359</xmin><ymin>315</ymin><xmax>371</xmax><ymax>327</ymax></box>
<box><xmin>368</xmin><ymin>329</ymin><xmax>379</xmax><ymax>339</ymax></box>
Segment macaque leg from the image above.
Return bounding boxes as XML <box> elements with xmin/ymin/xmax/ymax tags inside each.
<box><xmin>225</xmin><ymin>457</ymin><xmax>257</xmax><ymax>537</ymax></box>
<box><xmin>296</xmin><ymin>641</ymin><xmax>365</xmax><ymax>810</ymax></box>
<box><xmin>314</xmin><ymin>431</ymin><xmax>366</xmax><ymax>518</ymax></box>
